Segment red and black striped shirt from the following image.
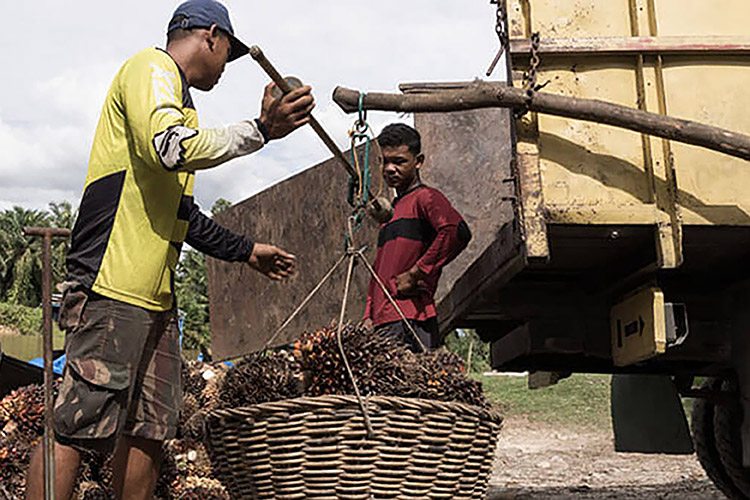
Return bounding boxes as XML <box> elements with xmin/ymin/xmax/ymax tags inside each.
<box><xmin>365</xmin><ymin>184</ymin><xmax>471</xmax><ymax>326</ymax></box>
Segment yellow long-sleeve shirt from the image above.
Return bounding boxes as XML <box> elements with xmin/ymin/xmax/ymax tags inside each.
<box><xmin>67</xmin><ymin>47</ymin><xmax>264</xmax><ymax>311</ymax></box>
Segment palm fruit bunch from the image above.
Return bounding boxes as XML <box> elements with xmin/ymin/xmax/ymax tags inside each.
<box><xmin>198</xmin><ymin>363</ymin><xmax>226</xmax><ymax>409</ymax></box>
<box><xmin>0</xmin><ymin>433</ymin><xmax>33</xmax><ymax>498</ymax></box>
<box><xmin>0</xmin><ymin>383</ymin><xmax>47</xmax><ymax>438</ymax></box>
<box><xmin>292</xmin><ymin>323</ymin><xmax>487</xmax><ymax>407</ymax></box>
<box><xmin>0</xmin><ymin>380</ymin><xmax>119</xmax><ymax>500</ymax></box>
<box><xmin>178</xmin><ymin>359</ymin><xmax>229</xmax><ymax>442</ymax></box>
<box><xmin>399</xmin><ymin>348</ymin><xmax>488</xmax><ymax>408</ymax></box>
<box><xmin>0</xmin><ymin>382</ymin><xmax>50</xmax><ymax>498</ymax></box>
<box><xmin>216</xmin><ymin>350</ymin><xmax>302</xmax><ymax>409</ymax></box>
<box><xmin>179</xmin><ymin>359</ymin><xmax>206</xmax><ymax>438</ymax></box>
<box><xmin>182</xmin><ymin>360</ymin><xmax>207</xmax><ymax>401</ymax></box>
<box><xmin>75</xmin><ymin>481</ymin><xmax>112</xmax><ymax>500</ymax></box>
<box><xmin>156</xmin><ymin>439</ymin><xmax>228</xmax><ymax>500</ymax></box>
<box><xmin>171</xmin><ymin>477</ymin><xmax>229</xmax><ymax>500</ymax></box>
<box><xmin>76</xmin><ymin>450</ymin><xmax>113</xmax><ymax>490</ymax></box>
<box><xmin>294</xmin><ymin>323</ymin><xmax>411</xmax><ymax>397</ymax></box>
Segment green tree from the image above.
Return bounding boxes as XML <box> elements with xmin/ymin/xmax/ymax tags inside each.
<box><xmin>47</xmin><ymin>201</ymin><xmax>76</xmax><ymax>285</ymax></box>
<box><xmin>0</xmin><ymin>207</ymin><xmax>50</xmax><ymax>305</ymax></box>
<box><xmin>211</xmin><ymin>198</ymin><xmax>232</xmax><ymax>216</ymax></box>
<box><xmin>176</xmin><ymin>249</ymin><xmax>210</xmax><ymax>350</ymax></box>
<box><xmin>444</xmin><ymin>329</ymin><xmax>491</xmax><ymax>374</ymax></box>
<box><xmin>0</xmin><ymin>202</ymin><xmax>76</xmax><ymax>307</ymax></box>
<box><xmin>175</xmin><ymin>198</ymin><xmax>233</xmax><ymax>352</ymax></box>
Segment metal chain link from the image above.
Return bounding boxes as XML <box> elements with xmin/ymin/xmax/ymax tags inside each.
<box><xmin>515</xmin><ymin>31</ymin><xmax>541</xmax><ymax>119</ymax></box>
<box><xmin>486</xmin><ymin>0</ymin><xmax>509</xmax><ymax>77</ymax></box>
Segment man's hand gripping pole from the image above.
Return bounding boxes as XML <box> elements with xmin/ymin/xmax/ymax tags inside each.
<box><xmin>248</xmin><ymin>45</ymin><xmax>393</xmax><ymax>224</ymax></box>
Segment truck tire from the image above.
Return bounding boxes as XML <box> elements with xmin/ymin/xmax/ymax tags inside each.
<box><xmin>692</xmin><ymin>378</ymin><xmax>747</xmax><ymax>500</ymax></box>
<box><xmin>715</xmin><ymin>379</ymin><xmax>750</xmax><ymax>498</ymax></box>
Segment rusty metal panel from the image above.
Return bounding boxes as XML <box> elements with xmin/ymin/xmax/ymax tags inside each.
<box><xmin>207</xmin><ymin>155</ymin><xmax>379</xmax><ymax>360</ymax></box>
<box><xmin>411</xmin><ymin>98</ymin><xmax>519</xmax><ymax>332</ymax></box>
<box><xmin>209</xmin><ymin>100</ymin><xmax>519</xmax><ymax>354</ymax></box>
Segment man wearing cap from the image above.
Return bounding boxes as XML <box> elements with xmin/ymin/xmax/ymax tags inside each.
<box><xmin>25</xmin><ymin>1</ymin><xmax>314</xmax><ymax>499</ymax></box>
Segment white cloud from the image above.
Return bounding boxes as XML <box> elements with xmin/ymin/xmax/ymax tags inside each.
<box><xmin>0</xmin><ymin>0</ymin><xmax>504</xmax><ymax>213</ymax></box>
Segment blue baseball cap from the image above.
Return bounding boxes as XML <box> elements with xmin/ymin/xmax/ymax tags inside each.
<box><xmin>167</xmin><ymin>0</ymin><xmax>249</xmax><ymax>62</ymax></box>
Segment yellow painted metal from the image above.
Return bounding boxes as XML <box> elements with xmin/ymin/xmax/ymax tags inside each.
<box><xmin>611</xmin><ymin>287</ymin><xmax>667</xmax><ymax>367</ymax></box>
<box><xmin>507</xmin><ymin>0</ymin><xmax>750</xmax><ymax>239</ymax></box>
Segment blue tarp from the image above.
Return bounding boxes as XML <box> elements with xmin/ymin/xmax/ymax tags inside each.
<box><xmin>28</xmin><ymin>354</ymin><xmax>66</xmax><ymax>375</ymax></box>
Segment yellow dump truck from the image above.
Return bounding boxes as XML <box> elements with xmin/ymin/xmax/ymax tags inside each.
<box><xmin>207</xmin><ymin>1</ymin><xmax>750</xmax><ymax>497</ymax></box>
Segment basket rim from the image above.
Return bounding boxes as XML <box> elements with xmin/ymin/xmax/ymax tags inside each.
<box><xmin>207</xmin><ymin>394</ymin><xmax>502</xmax><ymax>424</ymax></box>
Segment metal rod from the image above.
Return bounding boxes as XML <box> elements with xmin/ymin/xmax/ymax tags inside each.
<box><xmin>23</xmin><ymin>226</ymin><xmax>71</xmax><ymax>500</ymax></box>
<box><xmin>248</xmin><ymin>45</ymin><xmax>377</xmax><ymax>202</ymax></box>
<box><xmin>41</xmin><ymin>232</ymin><xmax>54</xmax><ymax>500</ymax></box>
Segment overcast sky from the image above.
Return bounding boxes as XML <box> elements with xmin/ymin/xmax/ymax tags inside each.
<box><xmin>0</xmin><ymin>1</ymin><xmax>504</xmax><ymax>213</ymax></box>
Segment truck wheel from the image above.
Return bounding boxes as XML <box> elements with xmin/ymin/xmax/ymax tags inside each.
<box><xmin>714</xmin><ymin>379</ymin><xmax>750</xmax><ymax>498</ymax></box>
<box><xmin>692</xmin><ymin>378</ymin><xmax>747</xmax><ymax>499</ymax></box>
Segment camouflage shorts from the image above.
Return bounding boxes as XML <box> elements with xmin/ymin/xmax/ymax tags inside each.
<box><xmin>53</xmin><ymin>285</ymin><xmax>181</xmax><ymax>452</ymax></box>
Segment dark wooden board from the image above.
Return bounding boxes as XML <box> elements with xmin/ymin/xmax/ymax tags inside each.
<box><xmin>208</xmin><ymin>84</ymin><xmax>519</xmax><ymax>358</ymax></box>
<box><xmin>413</xmin><ymin>101</ymin><xmax>518</xmax><ymax>332</ymax></box>
<box><xmin>207</xmin><ymin>152</ymin><xmax>379</xmax><ymax>360</ymax></box>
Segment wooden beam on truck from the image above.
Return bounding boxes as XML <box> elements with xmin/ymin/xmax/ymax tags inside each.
<box><xmin>332</xmin><ymin>82</ymin><xmax>750</xmax><ymax>163</ymax></box>
<box><xmin>509</xmin><ymin>36</ymin><xmax>750</xmax><ymax>58</ymax></box>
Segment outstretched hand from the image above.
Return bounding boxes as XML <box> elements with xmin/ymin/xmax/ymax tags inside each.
<box><xmin>248</xmin><ymin>243</ymin><xmax>296</xmax><ymax>280</ymax></box>
<box><xmin>258</xmin><ymin>82</ymin><xmax>315</xmax><ymax>140</ymax></box>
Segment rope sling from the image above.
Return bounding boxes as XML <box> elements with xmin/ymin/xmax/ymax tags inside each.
<box><xmin>256</xmin><ymin>96</ymin><xmax>428</xmax><ymax>436</ymax></box>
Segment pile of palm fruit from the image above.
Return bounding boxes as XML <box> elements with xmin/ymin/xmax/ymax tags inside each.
<box><xmin>0</xmin><ymin>381</ymin><xmax>111</xmax><ymax>500</ymax></box>
<box><xmin>0</xmin><ymin>361</ymin><xmax>229</xmax><ymax>500</ymax></box>
<box><xmin>216</xmin><ymin>323</ymin><xmax>488</xmax><ymax>409</ymax></box>
<box><xmin>0</xmin><ymin>323</ymin><xmax>487</xmax><ymax>498</ymax></box>
<box><xmin>0</xmin><ymin>383</ymin><xmax>48</xmax><ymax>498</ymax></box>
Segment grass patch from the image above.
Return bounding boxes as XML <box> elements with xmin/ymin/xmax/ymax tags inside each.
<box><xmin>478</xmin><ymin>373</ymin><xmax>612</xmax><ymax>430</ymax></box>
<box><xmin>0</xmin><ymin>301</ymin><xmax>42</xmax><ymax>335</ymax></box>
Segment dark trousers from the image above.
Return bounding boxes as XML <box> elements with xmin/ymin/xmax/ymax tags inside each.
<box><xmin>375</xmin><ymin>317</ymin><xmax>440</xmax><ymax>352</ymax></box>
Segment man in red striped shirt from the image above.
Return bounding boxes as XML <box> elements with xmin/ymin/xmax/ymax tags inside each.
<box><xmin>363</xmin><ymin>124</ymin><xmax>471</xmax><ymax>350</ymax></box>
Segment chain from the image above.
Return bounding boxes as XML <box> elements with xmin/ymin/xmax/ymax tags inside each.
<box><xmin>346</xmin><ymin>93</ymin><xmax>375</xmax><ymax>245</ymax></box>
<box><xmin>515</xmin><ymin>31</ymin><xmax>541</xmax><ymax>119</ymax></box>
<box><xmin>486</xmin><ymin>0</ymin><xmax>508</xmax><ymax>77</ymax></box>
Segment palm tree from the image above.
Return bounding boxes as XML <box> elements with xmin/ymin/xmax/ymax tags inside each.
<box><xmin>0</xmin><ymin>207</ymin><xmax>50</xmax><ymax>305</ymax></box>
<box><xmin>47</xmin><ymin>201</ymin><xmax>76</xmax><ymax>285</ymax></box>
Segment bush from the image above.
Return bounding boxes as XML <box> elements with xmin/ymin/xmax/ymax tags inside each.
<box><xmin>444</xmin><ymin>329</ymin><xmax>491</xmax><ymax>374</ymax></box>
<box><xmin>0</xmin><ymin>301</ymin><xmax>42</xmax><ymax>335</ymax></box>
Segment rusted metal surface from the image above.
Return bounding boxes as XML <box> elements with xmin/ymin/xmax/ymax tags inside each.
<box><xmin>208</xmin><ymin>88</ymin><xmax>518</xmax><ymax>351</ymax></box>
<box><xmin>207</xmin><ymin>155</ymin><xmax>379</xmax><ymax>360</ymax></box>
<box><xmin>22</xmin><ymin>226</ymin><xmax>71</xmax><ymax>500</ymax></box>
<box><xmin>517</xmin><ymin>139</ymin><xmax>550</xmax><ymax>260</ymax></box>
<box><xmin>406</xmin><ymin>87</ymin><xmax>518</xmax><ymax>333</ymax></box>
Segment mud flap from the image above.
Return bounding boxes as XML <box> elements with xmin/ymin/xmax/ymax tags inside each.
<box><xmin>611</xmin><ymin>374</ymin><xmax>693</xmax><ymax>454</ymax></box>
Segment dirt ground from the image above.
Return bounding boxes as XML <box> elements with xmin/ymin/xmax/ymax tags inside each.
<box><xmin>487</xmin><ymin>415</ymin><xmax>726</xmax><ymax>500</ymax></box>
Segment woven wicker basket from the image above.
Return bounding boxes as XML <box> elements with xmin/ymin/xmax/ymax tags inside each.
<box><xmin>205</xmin><ymin>394</ymin><xmax>502</xmax><ymax>499</ymax></box>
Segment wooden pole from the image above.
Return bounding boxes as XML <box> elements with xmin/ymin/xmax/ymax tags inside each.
<box><xmin>467</xmin><ymin>336</ymin><xmax>475</xmax><ymax>374</ymax></box>
<box><xmin>333</xmin><ymin>83</ymin><xmax>750</xmax><ymax>162</ymax></box>
<box><xmin>248</xmin><ymin>46</ymin><xmax>393</xmax><ymax>224</ymax></box>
